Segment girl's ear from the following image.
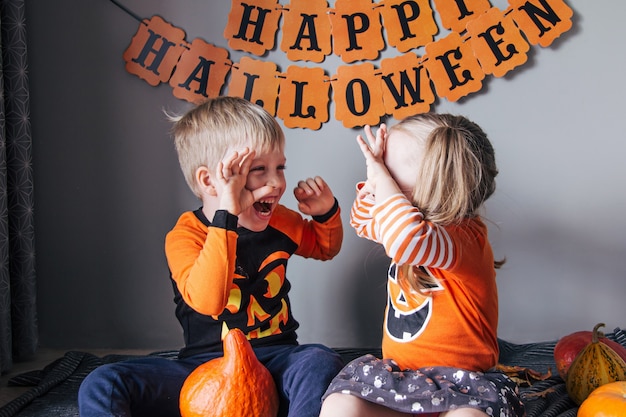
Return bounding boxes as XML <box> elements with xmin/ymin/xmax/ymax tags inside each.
<box><xmin>195</xmin><ymin>166</ymin><xmax>218</xmax><ymax>196</ymax></box>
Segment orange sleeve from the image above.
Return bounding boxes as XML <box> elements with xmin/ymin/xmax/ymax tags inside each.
<box><xmin>165</xmin><ymin>211</ymin><xmax>238</xmax><ymax>316</ymax></box>
<box><xmin>271</xmin><ymin>203</ymin><xmax>343</xmax><ymax>261</ymax></box>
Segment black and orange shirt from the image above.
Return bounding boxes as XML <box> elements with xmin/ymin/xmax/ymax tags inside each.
<box><xmin>165</xmin><ymin>202</ymin><xmax>342</xmax><ymax>358</ymax></box>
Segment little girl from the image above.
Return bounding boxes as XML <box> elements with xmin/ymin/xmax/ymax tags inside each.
<box><xmin>320</xmin><ymin>114</ymin><xmax>525</xmax><ymax>417</ymax></box>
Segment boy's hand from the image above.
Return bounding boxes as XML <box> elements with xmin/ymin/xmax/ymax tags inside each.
<box><xmin>294</xmin><ymin>176</ymin><xmax>335</xmax><ymax>216</ymax></box>
<box><xmin>217</xmin><ymin>148</ymin><xmax>274</xmax><ymax>215</ymax></box>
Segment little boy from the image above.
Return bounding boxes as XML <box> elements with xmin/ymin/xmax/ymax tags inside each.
<box><xmin>78</xmin><ymin>96</ymin><xmax>344</xmax><ymax>417</ymax></box>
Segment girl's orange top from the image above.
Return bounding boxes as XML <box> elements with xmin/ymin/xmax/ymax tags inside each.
<box><xmin>350</xmin><ymin>186</ymin><xmax>499</xmax><ymax>372</ymax></box>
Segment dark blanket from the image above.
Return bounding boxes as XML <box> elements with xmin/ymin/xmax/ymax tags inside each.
<box><xmin>2</xmin><ymin>328</ymin><xmax>626</xmax><ymax>417</ymax></box>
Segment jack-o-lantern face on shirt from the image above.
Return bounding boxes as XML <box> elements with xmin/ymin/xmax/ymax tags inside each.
<box><xmin>384</xmin><ymin>264</ymin><xmax>441</xmax><ymax>343</ymax></box>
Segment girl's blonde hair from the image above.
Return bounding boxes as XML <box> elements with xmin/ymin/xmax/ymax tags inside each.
<box><xmin>169</xmin><ymin>96</ymin><xmax>285</xmax><ymax>198</ymax></box>
<box><xmin>391</xmin><ymin>113</ymin><xmax>501</xmax><ymax>290</ymax></box>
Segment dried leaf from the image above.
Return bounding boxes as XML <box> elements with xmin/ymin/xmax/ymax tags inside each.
<box><xmin>496</xmin><ymin>363</ymin><xmax>553</xmax><ymax>387</ymax></box>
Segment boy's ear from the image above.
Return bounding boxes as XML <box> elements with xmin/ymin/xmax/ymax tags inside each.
<box><xmin>195</xmin><ymin>166</ymin><xmax>218</xmax><ymax>196</ymax></box>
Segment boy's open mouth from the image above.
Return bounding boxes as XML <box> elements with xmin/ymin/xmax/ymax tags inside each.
<box><xmin>253</xmin><ymin>200</ymin><xmax>273</xmax><ymax>214</ymax></box>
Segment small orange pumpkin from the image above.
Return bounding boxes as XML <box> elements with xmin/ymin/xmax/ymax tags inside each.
<box><xmin>577</xmin><ymin>381</ymin><xmax>626</xmax><ymax>417</ymax></box>
<box><xmin>566</xmin><ymin>323</ymin><xmax>626</xmax><ymax>405</ymax></box>
<box><xmin>179</xmin><ymin>328</ymin><xmax>280</xmax><ymax>417</ymax></box>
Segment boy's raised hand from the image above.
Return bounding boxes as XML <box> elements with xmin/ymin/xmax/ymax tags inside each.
<box><xmin>294</xmin><ymin>176</ymin><xmax>334</xmax><ymax>216</ymax></box>
<box><xmin>217</xmin><ymin>148</ymin><xmax>274</xmax><ymax>216</ymax></box>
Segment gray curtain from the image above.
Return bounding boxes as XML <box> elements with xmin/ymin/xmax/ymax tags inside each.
<box><xmin>0</xmin><ymin>0</ymin><xmax>37</xmax><ymax>373</ymax></box>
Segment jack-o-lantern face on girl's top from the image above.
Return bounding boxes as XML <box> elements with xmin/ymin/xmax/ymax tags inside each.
<box><xmin>384</xmin><ymin>264</ymin><xmax>442</xmax><ymax>343</ymax></box>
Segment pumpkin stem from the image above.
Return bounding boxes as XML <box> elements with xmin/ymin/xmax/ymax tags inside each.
<box><xmin>592</xmin><ymin>323</ymin><xmax>606</xmax><ymax>343</ymax></box>
<box><xmin>223</xmin><ymin>329</ymin><xmax>256</xmax><ymax>372</ymax></box>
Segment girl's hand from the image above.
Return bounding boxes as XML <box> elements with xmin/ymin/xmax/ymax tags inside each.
<box><xmin>217</xmin><ymin>148</ymin><xmax>273</xmax><ymax>215</ymax></box>
<box><xmin>356</xmin><ymin>124</ymin><xmax>391</xmax><ymax>197</ymax></box>
<box><xmin>294</xmin><ymin>176</ymin><xmax>335</xmax><ymax>216</ymax></box>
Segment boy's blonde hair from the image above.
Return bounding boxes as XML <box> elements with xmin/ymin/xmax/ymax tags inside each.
<box><xmin>392</xmin><ymin>113</ymin><xmax>501</xmax><ymax>291</ymax></box>
<box><xmin>170</xmin><ymin>96</ymin><xmax>285</xmax><ymax>198</ymax></box>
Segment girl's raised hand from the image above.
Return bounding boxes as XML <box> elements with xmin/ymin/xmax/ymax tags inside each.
<box><xmin>356</xmin><ymin>124</ymin><xmax>391</xmax><ymax>197</ymax></box>
<box><xmin>358</xmin><ymin>124</ymin><xmax>387</xmax><ymax>160</ymax></box>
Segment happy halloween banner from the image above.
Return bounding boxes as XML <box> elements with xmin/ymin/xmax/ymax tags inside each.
<box><xmin>122</xmin><ymin>0</ymin><xmax>573</xmax><ymax>129</ymax></box>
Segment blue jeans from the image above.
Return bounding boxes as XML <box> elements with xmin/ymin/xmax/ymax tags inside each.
<box><xmin>78</xmin><ymin>344</ymin><xmax>343</xmax><ymax>417</ymax></box>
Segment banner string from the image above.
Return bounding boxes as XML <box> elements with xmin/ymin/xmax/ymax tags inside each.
<box><xmin>109</xmin><ymin>0</ymin><xmax>144</xmax><ymax>24</ymax></box>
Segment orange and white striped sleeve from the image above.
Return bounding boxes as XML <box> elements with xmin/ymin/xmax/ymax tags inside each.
<box><xmin>351</xmin><ymin>190</ymin><xmax>455</xmax><ymax>270</ymax></box>
<box><xmin>349</xmin><ymin>186</ymin><xmax>377</xmax><ymax>242</ymax></box>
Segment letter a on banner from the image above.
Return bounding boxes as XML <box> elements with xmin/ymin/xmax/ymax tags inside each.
<box><xmin>123</xmin><ymin>16</ymin><xmax>187</xmax><ymax>86</ymax></box>
<box><xmin>224</xmin><ymin>0</ymin><xmax>282</xmax><ymax>56</ymax></box>
<box><xmin>169</xmin><ymin>38</ymin><xmax>232</xmax><ymax>103</ymax></box>
<box><xmin>466</xmin><ymin>7</ymin><xmax>530</xmax><ymax>78</ymax></box>
<box><xmin>329</xmin><ymin>0</ymin><xmax>385</xmax><ymax>63</ymax></box>
<box><xmin>280</xmin><ymin>0</ymin><xmax>332</xmax><ymax>63</ymax></box>
<box><xmin>277</xmin><ymin>66</ymin><xmax>330</xmax><ymax>130</ymax></box>
<box><xmin>228</xmin><ymin>56</ymin><xmax>280</xmax><ymax>116</ymax></box>
<box><xmin>333</xmin><ymin>63</ymin><xmax>385</xmax><ymax>128</ymax></box>
<box><xmin>508</xmin><ymin>0</ymin><xmax>573</xmax><ymax>47</ymax></box>
<box><xmin>380</xmin><ymin>52</ymin><xmax>435</xmax><ymax>119</ymax></box>
<box><xmin>424</xmin><ymin>31</ymin><xmax>485</xmax><ymax>102</ymax></box>
<box><xmin>379</xmin><ymin>0</ymin><xmax>439</xmax><ymax>53</ymax></box>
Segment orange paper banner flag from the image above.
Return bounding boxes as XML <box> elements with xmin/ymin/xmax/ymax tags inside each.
<box><xmin>280</xmin><ymin>0</ymin><xmax>331</xmax><ymax>63</ymax></box>
<box><xmin>277</xmin><ymin>66</ymin><xmax>330</xmax><ymax>130</ymax></box>
<box><xmin>169</xmin><ymin>38</ymin><xmax>232</xmax><ymax>104</ymax></box>
<box><xmin>379</xmin><ymin>0</ymin><xmax>438</xmax><ymax>53</ymax></box>
<box><xmin>228</xmin><ymin>56</ymin><xmax>280</xmax><ymax>116</ymax></box>
<box><xmin>333</xmin><ymin>63</ymin><xmax>385</xmax><ymax>128</ymax></box>
<box><xmin>509</xmin><ymin>0</ymin><xmax>573</xmax><ymax>47</ymax></box>
<box><xmin>224</xmin><ymin>0</ymin><xmax>282</xmax><ymax>56</ymax></box>
<box><xmin>380</xmin><ymin>52</ymin><xmax>435</xmax><ymax>119</ymax></box>
<box><xmin>123</xmin><ymin>16</ymin><xmax>187</xmax><ymax>87</ymax></box>
<box><xmin>432</xmin><ymin>0</ymin><xmax>491</xmax><ymax>33</ymax></box>
<box><xmin>424</xmin><ymin>31</ymin><xmax>485</xmax><ymax>102</ymax></box>
<box><xmin>466</xmin><ymin>7</ymin><xmax>530</xmax><ymax>78</ymax></box>
<box><xmin>329</xmin><ymin>0</ymin><xmax>385</xmax><ymax>63</ymax></box>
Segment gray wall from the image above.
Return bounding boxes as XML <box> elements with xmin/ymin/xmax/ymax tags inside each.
<box><xmin>26</xmin><ymin>1</ymin><xmax>626</xmax><ymax>350</ymax></box>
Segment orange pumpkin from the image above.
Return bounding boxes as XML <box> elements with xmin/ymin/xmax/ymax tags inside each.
<box><xmin>566</xmin><ymin>323</ymin><xmax>626</xmax><ymax>405</ymax></box>
<box><xmin>179</xmin><ymin>328</ymin><xmax>280</xmax><ymax>417</ymax></box>
<box><xmin>577</xmin><ymin>381</ymin><xmax>626</xmax><ymax>417</ymax></box>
